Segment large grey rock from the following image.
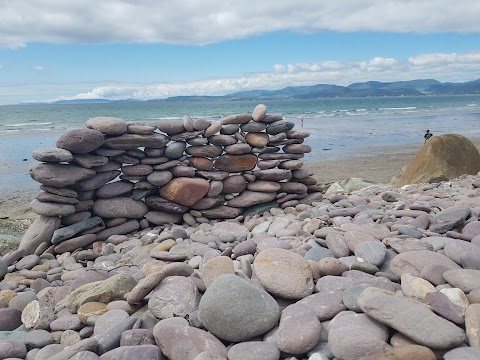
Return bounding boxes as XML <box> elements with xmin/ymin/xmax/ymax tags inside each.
<box><xmin>198</xmin><ymin>274</ymin><xmax>280</xmax><ymax>342</ymax></box>
<box><xmin>97</xmin><ymin>316</ymin><xmax>138</xmax><ymax>354</ymax></box>
<box><xmin>0</xmin><ymin>339</ymin><xmax>27</xmax><ymax>359</ymax></box>
<box><xmin>30</xmin><ymin>163</ymin><xmax>95</xmax><ymax>187</ymax></box>
<box><xmin>0</xmin><ymin>308</ymin><xmax>23</xmax><ymax>331</ymax></box>
<box><xmin>297</xmin><ymin>291</ymin><xmax>346</xmax><ymax>320</ymax></box>
<box><xmin>358</xmin><ymin>287</ymin><xmax>466</xmax><ymax>349</ymax></box>
<box><xmin>57</xmin><ymin>128</ymin><xmax>105</xmax><ymax>153</ymax></box>
<box><xmin>328</xmin><ymin>311</ymin><xmax>390</xmax><ymax>360</ymax></box>
<box><xmin>253</xmin><ymin>248</ymin><xmax>314</xmax><ymax>299</ymax></box>
<box><xmin>148</xmin><ymin>276</ymin><xmax>199</xmax><ymax>319</ymax></box>
<box><xmin>71</xmin><ymin>170</ymin><xmax>121</xmax><ymax>191</ymax></box>
<box><xmin>354</xmin><ymin>240</ymin><xmax>387</xmax><ymax>266</ymax></box>
<box><xmin>444</xmin><ymin>347</ymin><xmax>480</xmax><ymax>360</ymax></box>
<box><xmin>429</xmin><ymin>206</ymin><xmax>471</xmax><ymax>233</ymax></box>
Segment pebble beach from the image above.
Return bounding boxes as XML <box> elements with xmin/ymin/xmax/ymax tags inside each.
<box><xmin>2</xmin><ymin>104</ymin><xmax>480</xmax><ymax>359</ymax></box>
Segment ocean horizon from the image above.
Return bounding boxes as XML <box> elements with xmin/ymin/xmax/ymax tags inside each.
<box><xmin>1</xmin><ymin>94</ymin><xmax>479</xmax><ymax>192</ymax></box>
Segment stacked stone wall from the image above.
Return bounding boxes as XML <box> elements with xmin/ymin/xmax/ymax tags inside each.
<box><xmin>23</xmin><ymin>104</ymin><xmax>322</xmax><ymax>255</ymax></box>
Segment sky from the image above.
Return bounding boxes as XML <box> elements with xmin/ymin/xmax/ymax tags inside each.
<box><xmin>0</xmin><ymin>0</ymin><xmax>480</xmax><ymax>105</ymax></box>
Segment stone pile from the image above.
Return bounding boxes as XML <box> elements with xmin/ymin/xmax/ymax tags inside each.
<box><xmin>2</xmin><ymin>172</ymin><xmax>480</xmax><ymax>358</ymax></box>
<box><xmin>22</xmin><ymin>104</ymin><xmax>321</xmax><ymax>256</ymax></box>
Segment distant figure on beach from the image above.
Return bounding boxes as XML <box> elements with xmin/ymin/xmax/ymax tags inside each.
<box><xmin>301</xmin><ymin>117</ymin><xmax>304</xmax><ymax>128</ymax></box>
<box><xmin>424</xmin><ymin>130</ymin><xmax>433</xmax><ymax>143</ymax></box>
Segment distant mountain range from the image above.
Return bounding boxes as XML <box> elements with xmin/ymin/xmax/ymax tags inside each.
<box><xmin>24</xmin><ymin>78</ymin><xmax>480</xmax><ymax>105</ymax></box>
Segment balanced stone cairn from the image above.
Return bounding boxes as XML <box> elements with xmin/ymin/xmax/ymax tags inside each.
<box><xmin>3</xmin><ymin>106</ymin><xmax>480</xmax><ymax>359</ymax></box>
<box><xmin>23</xmin><ymin>104</ymin><xmax>321</xmax><ymax>256</ymax></box>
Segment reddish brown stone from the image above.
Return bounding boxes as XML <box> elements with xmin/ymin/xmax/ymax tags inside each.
<box><xmin>214</xmin><ymin>154</ymin><xmax>257</xmax><ymax>172</ymax></box>
<box><xmin>188</xmin><ymin>157</ymin><xmax>214</xmax><ymax>171</ymax></box>
<box><xmin>159</xmin><ymin>177</ymin><xmax>210</xmax><ymax>206</ymax></box>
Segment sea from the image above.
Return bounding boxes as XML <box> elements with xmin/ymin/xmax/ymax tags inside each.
<box><xmin>0</xmin><ymin>95</ymin><xmax>480</xmax><ymax>191</ymax></box>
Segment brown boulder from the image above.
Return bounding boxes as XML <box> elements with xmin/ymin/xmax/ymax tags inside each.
<box><xmin>246</xmin><ymin>132</ymin><xmax>269</xmax><ymax>147</ymax></box>
<box><xmin>56</xmin><ymin>128</ymin><xmax>105</xmax><ymax>153</ymax></box>
<box><xmin>214</xmin><ymin>154</ymin><xmax>257</xmax><ymax>172</ymax></box>
<box><xmin>159</xmin><ymin>177</ymin><xmax>210</xmax><ymax>206</ymax></box>
<box><xmin>395</xmin><ymin>134</ymin><xmax>480</xmax><ymax>187</ymax></box>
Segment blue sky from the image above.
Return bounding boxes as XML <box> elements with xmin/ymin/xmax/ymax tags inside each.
<box><xmin>1</xmin><ymin>0</ymin><xmax>480</xmax><ymax>105</ymax></box>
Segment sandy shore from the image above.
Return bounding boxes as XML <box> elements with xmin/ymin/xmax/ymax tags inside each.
<box><xmin>1</xmin><ymin>138</ymin><xmax>480</xmax><ymax>254</ymax></box>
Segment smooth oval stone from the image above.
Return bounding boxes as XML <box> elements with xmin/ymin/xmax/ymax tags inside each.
<box><xmin>93</xmin><ymin>197</ymin><xmax>149</xmax><ymax>218</ymax></box>
<box><xmin>86</xmin><ymin>117</ymin><xmax>127</xmax><ymax>135</ymax></box>
<box><xmin>193</xmin><ymin>118</ymin><xmax>212</xmax><ymax>131</ymax></box>
<box><xmin>208</xmin><ymin>134</ymin><xmax>237</xmax><ymax>146</ymax></box>
<box><xmin>246</xmin><ymin>132</ymin><xmax>269</xmax><ymax>147</ymax></box>
<box><xmin>30</xmin><ymin>200</ymin><xmax>76</xmax><ymax>217</ymax></box>
<box><xmin>0</xmin><ymin>308</ymin><xmax>23</xmax><ymax>331</ymax></box>
<box><xmin>223</xmin><ymin>143</ymin><xmax>251</xmax><ymax>155</ymax></box>
<box><xmin>190</xmin><ymin>196</ymin><xmax>225</xmax><ymax>210</ymax></box>
<box><xmin>220</xmin><ymin>114</ymin><xmax>252</xmax><ymax>125</ymax></box>
<box><xmin>199</xmin><ymin>274</ymin><xmax>280</xmax><ymax>342</ymax></box>
<box><xmin>148</xmin><ymin>276</ymin><xmax>199</xmax><ymax>319</ymax></box>
<box><xmin>71</xmin><ymin>153</ymin><xmax>108</xmax><ymax>168</ymax></box>
<box><xmin>276</xmin><ymin>304</ymin><xmax>322</xmax><ymax>354</ymax></box>
<box><xmin>252</xmin><ymin>104</ymin><xmax>267</xmax><ymax>121</ymax></box>
<box><xmin>183</xmin><ymin>115</ymin><xmax>194</xmax><ymax>131</ymax></box>
<box><xmin>228</xmin><ymin>341</ymin><xmax>279</xmax><ymax>360</ymax></box>
<box><xmin>95</xmin><ymin>181</ymin><xmax>134</xmax><ymax>198</ymax></box>
<box><xmin>186</xmin><ymin>145</ymin><xmax>223</xmax><ymax>157</ymax></box>
<box><xmin>104</xmin><ymin>133</ymin><xmax>169</xmax><ymax>149</ymax></box>
<box><xmin>187</xmin><ymin>137</ymin><xmax>209</xmax><ymax>145</ymax></box>
<box><xmin>253</xmin><ymin>169</ymin><xmax>292</xmax><ymax>181</ymax></box>
<box><xmin>121</xmin><ymin>164</ymin><xmax>153</xmax><ymax>176</ymax></box>
<box><xmin>32</xmin><ymin>147</ymin><xmax>73</xmax><ymax>162</ymax></box>
<box><xmin>165</xmin><ymin>141</ymin><xmax>187</xmax><ymax>159</ymax></box>
<box><xmin>170</xmin><ymin>131</ymin><xmax>203</xmax><ymax>141</ymax></box>
<box><xmin>286</xmin><ymin>129</ymin><xmax>310</xmax><ymax>138</ymax></box>
<box><xmin>358</xmin><ymin>287</ymin><xmax>466</xmax><ymax>349</ymax></box>
<box><xmin>247</xmin><ymin>180</ymin><xmax>281</xmax><ymax>192</ymax></box>
<box><xmin>443</xmin><ymin>269</ymin><xmax>480</xmax><ymax>292</ymax></box>
<box><xmin>127</xmin><ymin>123</ymin><xmax>157</xmax><ymax>134</ymax></box>
<box><xmin>160</xmin><ymin>177</ymin><xmax>210</xmax><ymax>206</ymax></box>
<box><xmin>154</xmin><ymin>323</ymin><xmax>227</xmax><ymax>360</ymax></box>
<box><xmin>241</xmin><ymin>121</ymin><xmax>267</xmax><ymax>132</ymax></box>
<box><xmin>278</xmin><ymin>182</ymin><xmax>308</xmax><ymax>194</ymax></box>
<box><xmin>0</xmin><ymin>339</ymin><xmax>27</xmax><ymax>359</ymax></box>
<box><xmin>257</xmin><ymin>160</ymin><xmax>281</xmax><ymax>169</ymax></box>
<box><xmin>227</xmin><ymin>190</ymin><xmax>277</xmax><ymax>208</ymax></box>
<box><xmin>203</xmin><ymin>122</ymin><xmax>222</xmax><ymax>138</ymax></box>
<box><xmin>390</xmin><ymin>250</ymin><xmax>461</xmax><ymax>285</ymax></box>
<box><xmin>57</xmin><ymin>128</ymin><xmax>105</xmax><ymax>153</ymax></box>
<box><xmin>354</xmin><ymin>240</ymin><xmax>387</xmax><ymax>266</ymax></box>
<box><xmin>253</xmin><ymin>248</ymin><xmax>314</xmax><ymax>299</ymax></box>
<box><xmin>266</xmin><ymin>120</ymin><xmax>295</xmax><ymax>135</ymax></box>
<box><xmin>329</xmin><ymin>311</ymin><xmax>390</xmax><ymax>360</ymax></box>
<box><xmin>100</xmin><ymin>345</ymin><xmax>161</xmax><ymax>360</ymax></box>
<box><xmin>283</xmin><ymin>144</ymin><xmax>312</xmax><ymax>153</ymax></box>
<box><xmin>30</xmin><ymin>163</ymin><xmax>95</xmax><ymax>187</ymax></box>
<box><xmin>147</xmin><ymin>170</ymin><xmax>173</xmax><ymax>186</ymax></box>
<box><xmin>188</xmin><ymin>157</ymin><xmax>214</xmax><ymax>171</ymax></box>
<box><xmin>222</xmin><ymin>175</ymin><xmax>248</xmax><ymax>193</ymax></box>
<box><xmin>157</xmin><ymin>120</ymin><xmax>185</xmax><ymax>135</ymax></box>
<box><xmin>214</xmin><ymin>154</ymin><xmax>257</xmax><ymax>172</ymax></box>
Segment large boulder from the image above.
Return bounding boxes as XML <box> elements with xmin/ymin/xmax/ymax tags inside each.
<box><xmin>395</xmin><ymin>134</ymin><xmax>480</xmax><ymax>187</ymax></box>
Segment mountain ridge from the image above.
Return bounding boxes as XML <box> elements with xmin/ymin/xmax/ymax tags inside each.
<box><xmin>19</xmin><ymin>78</ymin><xmax>480</xmax><ymax>105</ymax></box>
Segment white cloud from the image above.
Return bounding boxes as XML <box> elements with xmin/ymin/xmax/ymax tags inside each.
<box><xmin>33</xmin><ymin>65</ymin><xmax>44</xmax><ymax>71</ymax></box>
<box><xmin>0</xmin><ymin>0</ymin><xmax>479</xmax><ymax>48</ymax></box>
<box><xmin>51</xmin><ymin>51</ymin><xmax>480</xmax><ymax>102</ymax></box>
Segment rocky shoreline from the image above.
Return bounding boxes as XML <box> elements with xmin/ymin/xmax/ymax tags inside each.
<box><xmin>1</xmin><ymin>173</ymin><xmax>480</xmax><ymax>359</ymax></box>
<box><xmin>3</xmin><ymin>106</ymin><xmax>480</xmax><ymax>359</ymax></box>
